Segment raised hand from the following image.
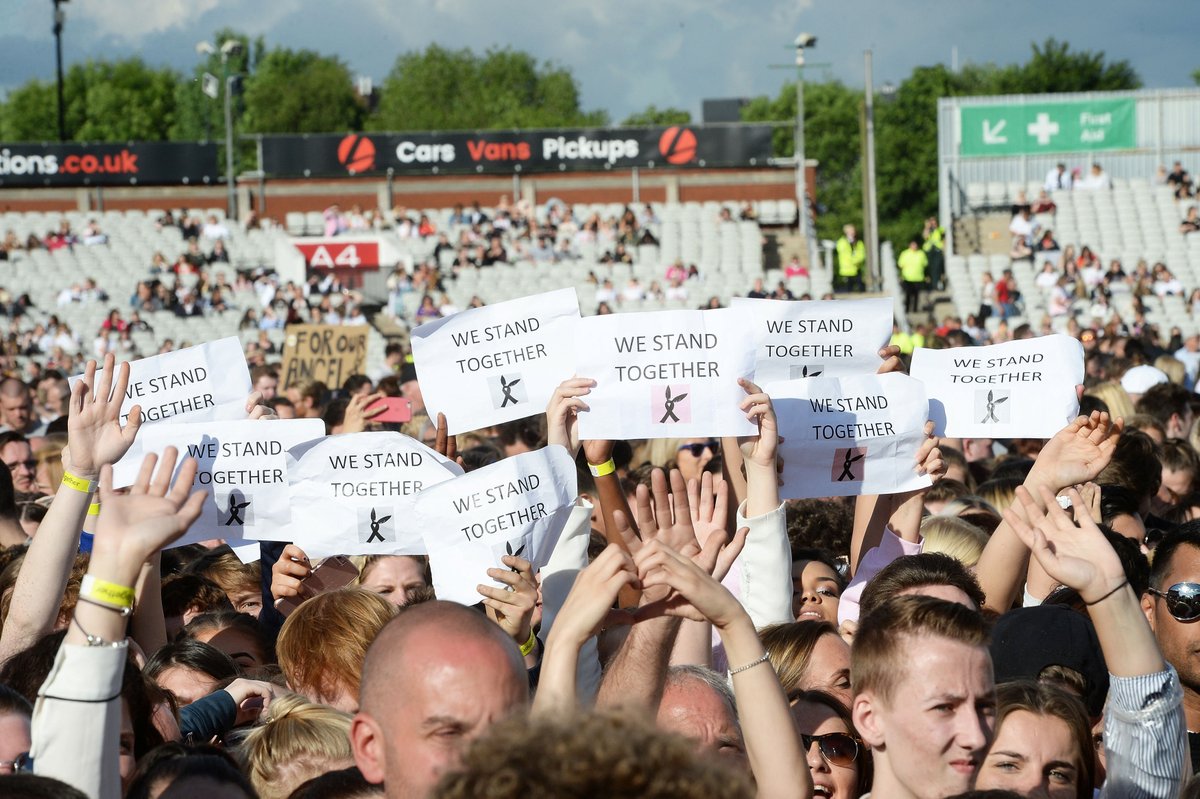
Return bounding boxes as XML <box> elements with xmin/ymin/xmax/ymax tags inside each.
<box><xmin>271</xmin><ymin>544</ymin><xmax>312</xmax><ymax>602</ymax></box>
<box><xmin>688</xmin><ymin>472</ymin><xmax>741</xmax><ymax>581</ymax></box>
<box><xmin>67</xmin><ymin>352</ymin><xmax>141</xmax><ymax>478</ymax></box>
<box><xmin>1004</xmin><ymin>484</ymin><xmax>1125</xmax><ymax>603</ymax></box>
<box><xmin>479</xmin><ymin>554</ymin><xmax>539</xmax><ymax>647</ymax></box>
<box><xmin>432</xmin><ymin>412</ymin><xmax>460</xmax><ymax>466</ymax></box>
<box><xmin>876</xmin><ymin>344</ymin><xmax>905</xmax><ymax>375</ymax></box>
<box><xmin>246</xmin><ymin>390</ymin><xmax>278</xmax><ymax>421</ymax></box>
<box><xmin>634</xmin><ymin>468</ymin><xmax>700</xmax><ymax>557</ymax></box>
<box><xmin>547</xmin><ymin>544</ymin><xmax>639</xmax><ymax>649</ymax></box>
<box><xmin>1028</xmin><ymin>412</ymin><xmax>1123</xmax><ymax>495</ymax></box>
<box><xmin>634</xmin><ymin>538</ymin><xmax>748</xmax><ymax>629</ymax></box>
<box><xmin>545</xmin><ymin>377</ymin><xmax>595</xmax><ymax>457</ymax></box>
<box><xmin>736</xmin><ymin>378</ymin><xmax>778</xmax><ymax>470</ymax></box>
<box><xmin>915</xmin><ymin>420</ymin><xmax>945</xmax><ymax>479</ymax></box>
<box><xmin>341</xmin><ymin>391</ymin><xmax>386</xmax><ymax>434</ymax></box>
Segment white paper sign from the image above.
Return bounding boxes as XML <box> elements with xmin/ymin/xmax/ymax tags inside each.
<box><xmin>69</xmin><ymin>337</ymin><xmax>252</xmax><ymax>485</ymax></box>
<box><xmin>285</xmin><ymin>431</ymin><xmax>463</xmax><ymax>557</ymax></box>
<box><xmin>415</xmin><ymin>446</ymin><xmax>578</xmax><ymax>606</ymax></box>
<box><xmin>410</xmin><ymin>287</ymin><xmax>580</xmax><ymax>434</ymax></box>
<box><xmin>767</xmin><ymin>373</ymin><xmax>932</xmax><ymax>499</ymax></box>
<box><xmin>910</xmin><ymin>334</ymin><xmax>1084</xmax><ymax>438</ymax></box>
<box><xmin>731</xmin><ymin>296</ymin><xmax>894</xmax><ymax>382</ymax></box>
<box><xmin>574</xmin><ymin>308</ymin><xmax>757</xmax><ymax>440</ymax></box>
<box><xmin>140</xmin><ymin>418</ymin><xmax>326</xmax><ymax>548</ymax></box>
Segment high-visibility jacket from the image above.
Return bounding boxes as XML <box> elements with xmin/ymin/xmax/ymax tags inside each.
<box><xmin>923</xmin><ymin>226</ymin><xmax>945</xmax><ymax>252</ymax></box>
<box><xmin>836</xmin><ymin>237</ymin><xmax>866</xmax><ymax>277</ymax></box>
<box><xmin>898</xmin><ymin>248</ymin><xmax>928</xmax><ymax>283</ymax></box>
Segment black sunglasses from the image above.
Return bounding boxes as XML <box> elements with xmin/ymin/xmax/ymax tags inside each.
<box><xmin>1149</xmin><ymin>582</ymin><xmax>1200</xmax><ymax>622</ymax></box>
<box><xmin>677</xmin><ymin>440</ymin><xmax>719</xmax><ymax>458</ymax></box>
<box><xmin>801</xmin><ymin>732</ymin><xmax>861</xmax><ymax>767</ymax></box>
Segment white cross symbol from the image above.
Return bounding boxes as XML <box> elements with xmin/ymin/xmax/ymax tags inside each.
<box><xmin>1027</xmin><ymin>112</ymin><xmax>1060</xmax><ymax>146</ymax></box>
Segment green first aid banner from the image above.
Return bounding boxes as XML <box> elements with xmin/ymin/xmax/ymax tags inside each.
<box><xmin>960</xmin><ymin>99</ymin><xmax>1136</xmax><ymax>157</ymax></box>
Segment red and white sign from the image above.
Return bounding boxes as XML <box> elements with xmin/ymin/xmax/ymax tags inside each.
<box><xmin>293</xmin><ymin>240</ymin><xmax>380</xmax><ymax>271</ymax></box>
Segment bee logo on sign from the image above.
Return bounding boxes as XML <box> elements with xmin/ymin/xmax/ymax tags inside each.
<box><xmin>790</xmin><ymin>365</ymin><xmax>824</xmax><ymax>379</ymax></box>
<box><xmin>488</xmin><ymin>374</ymin><xmax>526</xmax><ymax>409</ymax></box>
<box><xmin>359</xmin><ymin>508</ymin><xmax>395</xmax><ymax>544</ymax></box>
<box><xmin>219</xmin><ymin>491</ymin><xmax>253</xmax><ymax>527</ymax></box>
<box><xmin>832</xmin><ymin>448</ymin><xmax>867</xmax><ymax>482</ymax></box>
<box><xmin>976</xmin><ymin>389</ymin><xmax>1011</xmax><ymax>424</ymax></box>
<box><xmin>653</xmin><ymin>385</ymin><xmax>691</xmax><ymax>424</ymax></box>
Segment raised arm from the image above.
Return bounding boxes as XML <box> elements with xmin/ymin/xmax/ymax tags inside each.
<box><xmin>1</xmin><ymin>353</ymin><xmax>141</xmax><ymax>663</ymax></box>
<box><xmin>1004</xmin><ymin>484</ymin><xmax>1186</xmax><ymax>799</ymax></box>
<box><xmin>635</xmin><ymin>538</ymin><xmax>811</xmax><ymax>799</ymax></box>
<box><xmin>976</xmin><ymin>412</ymin><xmax>1121</xmax><ymax>613</ymax></box>
<box><xmin>31</xmin><ymin>448</ymin><xmax>205</xmax><ymax>799</ymax></box>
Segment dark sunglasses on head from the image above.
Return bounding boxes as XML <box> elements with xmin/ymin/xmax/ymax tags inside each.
<box><xmin>801</xmin><ymin>732</ymin><xmax>860</xmax><ymax>767</ymax></box>
<box><xmin>1149</xmin><ymin>582</ymin><xmax>1200</xmax><ymax>621</ymax></box>
<box><xmin>677</xmin><ymin>440</ymin><xmax>719</xmax><ymax>458</ymax></box>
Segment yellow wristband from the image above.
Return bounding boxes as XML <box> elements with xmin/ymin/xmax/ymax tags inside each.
<box><xmin>61</xmin><ymin>471</ymin><xmax>97</xmax><ymax>494</ymax></box>
<box><xmin>80</xmin><ymin>575</ymin><xmax>135</xmax><ymax>610</ymax></box>
<box><xmin>588</xmin><ymin>458</ymin><xmax>616</xmax><ymax>478</ymax></box>
<box><xmin>87</xmin><ymin>502</ymin><xmax>101</xmax><ymax>517</ymax></box>
<box><xmin>519</xmin><ymin>629</ymin><xmax>537</xmax><ymax>658</ymax></box>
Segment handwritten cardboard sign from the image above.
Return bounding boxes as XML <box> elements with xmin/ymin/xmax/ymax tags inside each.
<box><xmin>68</xmin><ymin>337</ymin><xmax>252</xmax><ymax>486</ymax></box>
<box><xmin>280</xmin><ymin>324</ymin><xmax>369</xmax><ymax>389</ymax></box>
<box><xmin>768</xmin><ymin>373</ymin><xmax>932</xmax><ymax>499</ymax></box>
<box><xmin>731</xmin><ymin>296</ymin><xmax>893</xmax><ymax>381</ymax></box>
<box><xmin>409</xmin><ymin>288</ymin><xmax>580</xmax><ymax>434</ymax></box>
<box><xmin>574</xmin><ymin>308</ymin><xmax>757</xmax><ymax>439</ymax></box>
<box><xmin>910</xmin><ymin>334</ymin><xmax>1084</xmax><ymax>438</ymax></box>
<box><xmin>140</xmin><ymin>418</ymin><xmax>325</xmax><ymax>547</ymax></box>
<box><xmin>284</xmin><ymin>431</ymin><xmax>463</xmax><ymax>557</ymax></box>
<box><xmin>414</xmin><ymin>445</ymin><xmax>578</xmax><ymax>606</ymax></box>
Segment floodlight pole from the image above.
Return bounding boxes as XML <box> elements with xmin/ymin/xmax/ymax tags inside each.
<box><xmin>53</xmin><ymin>0</ymin><xmax>67</xmax><ymax>141</ymax></box>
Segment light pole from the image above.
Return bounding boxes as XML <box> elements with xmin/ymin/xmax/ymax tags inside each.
<box><xmin>51</xmin><ymin>0</ymin><xmax>68</xmax><ymax>142</ymax></box>
<box><xmin>196</xmin><ymin>39</ymin><xmax>242</xmax><ymax>220</ymax></box>
<box><xmin>794</xmin><ymin>33</ymin><xmax>818</xmax><ymax>270</ymax></box>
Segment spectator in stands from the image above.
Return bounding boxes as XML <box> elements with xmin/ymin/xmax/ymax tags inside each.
<box><xmin>1034</xmin><ymin>229</ymin><xmax>1059</xmax><ymax>254</ymax></box>
<box><xmin>324</xmin><ymin>204</ymin><xmax>348</xmax><ymax>237</ymax></box>
<box><xmin>835</xmin><ymin>225</ymin><xmax>866</xmax><ymax>293</ymax></box>
<box><xmin>978</xmin><ymin>271</ymin><xmax>996</xmax><ymax>322</ymax></box>
<box><xmin>1077</xmin><ymin>163</ymin><xmax>1112</xmax><ymax>191</ymax></box>
<box><xmin>81</xmin><ymin>220</ymin><xmax>107</xmax><ymax>246</ymax></box>
<box><xmin>784</xmin><ymin>255</ymin><xmax>808</xmax><ymax>279</ymax></box>
<box><xmin>1008</xmin><ymin>207</ymin><xmax>1037</xmax><ymax>260</ymax></box>
<box><xmin>175</xmin><ymin>291</ymin><xmax>204</xmax><ymax>318</ymax></box>
<box><xmin>665</xmin><ymin>260</ymin><xmax>687</xmax><ymax>283</ymax></box>
<box><xmin>414</xmin><ymin>295</ymin><xmax>441</xmax><ymax>325</ymax></box>
<box><xmin>620</xmin><ymin>278</ymin><xmax>646</xmax><ymax>306</ymax></box>
<box><xmin>0</xmin><ymin>432</ymin><xmax>36</xmax><ymax>492</ymax></box>
<box><xmin>56</xmin><ymin>283</ymin><xmax>82</xmax><ymax>307</ymax></box>
<box><xmin>596</xmin><ymin>301</ymin><xmax>614</xmax><ymax>315</ymax></box>
<box><xmin>1153</xmin><ymin>264</ymin><xmax>1184</xmax><ymax>297</ymax></box>
<box><xmin>1034</xmin><ymin>261</ymin><xmax>1058</xmax><ymax>292</ymax></box>
<box><xmin>1180</xmin><ymin>207</ymin><xmax>1199</xmax><ymax>235</ymax></box>
<box><xmin>1088</xmin><ymin>289</ymin><xmax>1115</xmax><ymax>326</ymax></box>
<box><xmin>1031</xmin><ymin>190</ymin><xmax>1057</xmax><ymax>214</ymax></box>
<box><xmin>0</xmin><ymin>380</ymin><xmax>43</xmax><ymax>437</ymax></box>
<box><xmin>480</xmin><ymin>238</ymin><xmax>509</xmax><ymax>267</ymax></box>
<box><xmin>665</xmin><ymin>278</ymin><xmax>689</xmax><ymax>303</ymax></box>
<box><xmin>1104</xmin><ymin>260</ymin><xmax>1130</xmax><ymax>292</ymax></box>
<box><xmin>1045</xmin><ymin>162</ymin><xmax>1072</xmax><ymax>191</ymax></box>
<box><xmin>772</xmin><ymin>281</ymin><xmax>795</xmax><ymax>301</ymax></box>
<box><xmin>747</xmin><ymin>278</ymin><xmax>769</xmax><ymax>299</ymax></box>
<box><xmin>202</xmin><ymin>215</ymin><xmax>230</xmax><ymax>240</ymax></box>
<box><xmin>208</xmin><ymin>240</ymin><xmax>230</xmax><ymax>264</ymax></box>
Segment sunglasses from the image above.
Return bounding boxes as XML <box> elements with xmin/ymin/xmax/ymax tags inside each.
<box><xmin>677</xmin><ymin>440</ymin><xmax>719</xmax><ymax>457</ymax></box>
<box><xmin>1149</xmin><ymin>582</ymin><xmax>1200</xmax><ymax>622</ymax></box>
<box><xmin>801</xmin><ymin>732</ymin><xmax>861</xmax><ymax>767</ymax></box>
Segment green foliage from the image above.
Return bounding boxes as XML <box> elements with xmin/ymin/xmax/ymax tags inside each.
<box><xmin>622</xmin><ymin>105</ymin><xmax>691</xmax><ymax>126</ymax></box>
<box><xmin>744</xmin><ymin>38</ymin><xmax>1142</xmax><ymax>252</ymax></box>
<box><xmin>369</xmin><ymin>44</ymin><xmax>608</xmax><ymax>131</ymax></box>
<box><xmin>0</xmin><ymin>58</ymin><xmax>179</xmax><ymax>142</ymax></box>
<box><xmin>242</xmin><ymin>49</ymin><xmax>363</xmax><ymax>134</ymax></box>
<box><xmin>1193</xmin><ymin>67</ymin><xmax>1200</xmax><ymax>86</ymax></box>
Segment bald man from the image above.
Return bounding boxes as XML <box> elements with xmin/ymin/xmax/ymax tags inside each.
<box><xmin>351</xmin><ymin>600</ymin><xmax>529</xmax><ymax>798</ymax></box>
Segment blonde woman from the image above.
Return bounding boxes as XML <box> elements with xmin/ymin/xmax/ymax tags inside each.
<box><xmin>1083</xmin><ymin>380</ymin><xmax>1135</xmax><ymax>422</ymax></box>
<box><xmin>237</xmin><ymin>693</ymin><xmax>354</xmax><ymax>799</ymax></box>
<box><xmin>1155</xmin><ymin>355</ymin><xmax>1187</xmax><ymax>386</ymax></box>
<box><xmin>920</xmin><ymin>515</ymin><xmax>989</xmax><ymax>568</ymax></box>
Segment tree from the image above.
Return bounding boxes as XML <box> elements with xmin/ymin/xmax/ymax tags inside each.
<box><xmin>242</xmin><ymin>49</ymin><xmax>363</xmax><ymax>134</ymax></box>
<box><xmin>369</xmin><ymin>45</ymin><xmax>607</xmax><ymax>131</ymax></box>
<box><xmin>1192</xmin><ymin>67</ymin><xmax>1200</xmax><ymax>86</ymax></box>
<box><xmin>0</xmin><ymin>58</ymin><xmax>179</xmax><ymax>142</ymax></box>
<box><xmin>622</xmin><ymin>106</ymin><xmax>691</xmax><ymax>126</ymax></box>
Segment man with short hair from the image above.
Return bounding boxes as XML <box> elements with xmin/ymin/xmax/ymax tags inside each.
<box><xmin>1141</xmin><ymin>525</ymin><xmax>1200</xmax><ymax>771</ymax></box>
<box><xmin>250</xmin><ymin>366</ymin><xmax>278</xmax><ymax>402</ymax></box>
<box><xmin>1135</xmin><ymin>381</ymin><xmax>1194</xmax><ymax>439</ymax></box>
<box><xmin>0</xmin><ymin>378</ymin><xmax>44</xmax><ymax>436</ymax></box>
<box><xmin>1045</xmin><ymin>162</ymin><xmax>1072</xmax><ymax>192</ymax></box>
<box><xmin>0</xmin><ymin>432</ymin><xmax>36</xmax><ymax>493</ymax></box>
<box><xmin>655</xmin><ymin>666</ymin><xmax>747</xmax><ymax>769</ymax></box>
<box><xmin>851</xmin><ymin>594</ymin><xmax>995</xmax><ymax>799</ymax></box>
<box><xmin>351</xmin><ymin>601</ymin><xmax>528</xmax><ymax>798</ymax></box>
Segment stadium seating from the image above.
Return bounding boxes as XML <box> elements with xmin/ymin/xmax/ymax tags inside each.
<box><xmin>952</xmin><ymin>180</ymin><xmax>1200</xmax><ymax>338</ymax></box>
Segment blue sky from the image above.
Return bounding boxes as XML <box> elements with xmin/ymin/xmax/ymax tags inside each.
<box><xmin>0</xmin><ymin>0</ymin><xmax>1193</xmax><ymax>122</ymax></box>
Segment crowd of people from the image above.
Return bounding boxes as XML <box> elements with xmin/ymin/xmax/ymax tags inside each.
<box><xmin>0</xmin><ymin>289</ymin><xmax>1199</xmax><ymax>799</ymax></box>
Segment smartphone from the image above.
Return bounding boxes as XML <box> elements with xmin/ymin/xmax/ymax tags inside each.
<box><xmin>274</xmin><ymin>555</ymin><xmax>360</xmax><ymax>616</ymax></box>
<box><xmin>368</xmin><ymin>397</ymin><xmax>413</xmax><ymax>424</ymax></box>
